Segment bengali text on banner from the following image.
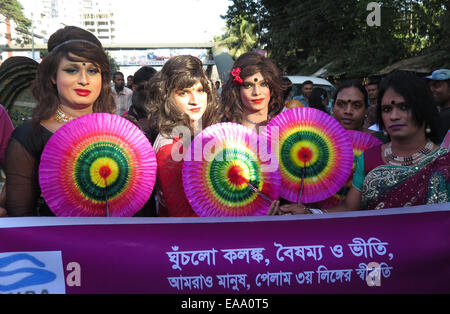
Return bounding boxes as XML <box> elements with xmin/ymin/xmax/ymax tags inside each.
<box><xmin>0</xmin><ymin>203</ymin><xmax>449</xmax><ymax>294</ymax></box>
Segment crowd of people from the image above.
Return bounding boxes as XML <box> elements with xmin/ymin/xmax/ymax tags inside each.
<box><xmin>0</xmin><ymin>25</ymin><xmax>449</xmax><ymax>217</ymax></box>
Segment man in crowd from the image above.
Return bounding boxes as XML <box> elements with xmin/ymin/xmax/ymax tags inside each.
<box><xmin>367</xmin><ymin>79</ymin><xmax>379</xmax><ymax>107</ymax></box>
<box><xmin>126</xmin><ymin>66</ymin><xmax>158</xmax><ymax>143</ymax></box>
<box><xmin>365</xmin><ymin>78</ymin><xmax>380</xmax><ymax>130</ymax></box>
<box><xmin>132</xmin><ymin>66</ymin><xmax>157</xmax><ymax>89</ymax></box>
<box><xmin>293</xmin><ymin>80</ymin><xmax>313</xmax><ymax>107</ymax></box>
<box><xmin>112</xmin><ymin>71</ymin><xmax>133</xmax><ymax>115</ymax></box>
<box><xmin>127</xmin><ymin>75</ymin><xmax>134</xmax><ymax>90</ymax></box>
<box><xmin>426</xmin><ymin>69</ymin><xmax>450</xmax><ymax>142</ymax></box>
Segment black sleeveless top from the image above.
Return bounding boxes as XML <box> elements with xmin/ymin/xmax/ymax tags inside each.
<box><xmin>8</xmin><ymin>120</ymin><xmax>54</xmax><ymax>216</ymax></box>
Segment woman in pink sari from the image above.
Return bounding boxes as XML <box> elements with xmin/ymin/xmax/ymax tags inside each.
<box><xmin>269</xmin><ymin>71</ymin><xmax>449</xmax><ymax>214</ymax></box>
<box><xmin>0</xmin><ymin>105</ymin><xmax>14</xmax><ymax>216</ymax></box>
<box><xmin>0</xmin><ymin>105</ymin><xmax>13</xmax><ymax>169</ymax></box>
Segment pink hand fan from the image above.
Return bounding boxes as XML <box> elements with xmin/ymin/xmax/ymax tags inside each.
<box><xmin>182</xmin><ymin>122</ymin><xmax>280</xmax><ymax>216</ymax></box>
<box><xmin>39</xmin><ymin>113</ymin><xmax>157</xmax><ymax>217</ymax></box>
<box><xmin>261</xmin><ymin>107</ymin><xmax>354</xmax><ymax>204</ymax></box>
<box><xmin>319</xmin><ymin>130</ymin><xmax>383</xmax><ymax>208</ymax></box>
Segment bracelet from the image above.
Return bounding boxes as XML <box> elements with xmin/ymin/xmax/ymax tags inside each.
<box><xmin>306</xmin><ymin>208</ymin><xmax>329</xmax><ymax>214</ymax></box>
<box><xmin>307</xmin><ymin>208</ymin><xmax>324</xmax><ymax>214</ymax></box>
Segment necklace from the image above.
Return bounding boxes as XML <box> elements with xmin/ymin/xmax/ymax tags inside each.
<box><xmin>243</xmin><ymin>116</ymin><xmax>268</xmax><ymax>125</ymax></box>
<box><xmin>384</xmin><ymin>140</ymin><xmax>434</xmax><ymax>166</ymax></box>
<box><xmin>55</xmin><ymin>107</ymin><xmax>75</xmax><ymax>123</ymax></box>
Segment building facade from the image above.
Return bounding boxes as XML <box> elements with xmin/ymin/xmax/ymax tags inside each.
<box><xmin>2</xmin><ymin>0</ymin><xmax>115</xmax><ymax>48</ymax></box>
<box><xmin>82</xmin><ymin>0</ymin><xmax>116</xmax><ymax>43</ymax></box>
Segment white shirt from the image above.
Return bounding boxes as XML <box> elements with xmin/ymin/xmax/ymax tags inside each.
<box><xmin>368</xmin><ymin>123</ymin><xmax>380</xmax><ymax>132</ymax></box>
<box><xmin>112</xmin><ymin>86</ymin><xmax>133</xmax><ymax>115</ymax></box>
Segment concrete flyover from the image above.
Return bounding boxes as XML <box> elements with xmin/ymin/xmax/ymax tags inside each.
<box><xmin>1</xmin><ymin>42</ymin><xmax>234</xmax><ymax>83</ymax></box>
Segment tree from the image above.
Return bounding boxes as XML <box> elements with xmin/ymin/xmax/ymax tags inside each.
<box><xmin>215</xmin><ymin>18</ymin><xmax>258</xmax><ymax>59</ymax></box>
<box><xmin>0</xmin><ymin>0</ymin><xmax>30</xmax><ymax>27</ymax></box>
<box><xmin>260</xmin><ymin>0</ymin><xmax>414</xmax><ymax>77</ymax></box>
<box><xmin>106</xmin><ymin>51</ymin><xmax>120</xmax><ymax>75</ymax></box>
<box><xmin>0</xmin><ymin>0</ymin><xmax>31</xmax><ymax>44</ymax></box>
<box><xmin>419</xmin><ymin>0</ymin><xmax>450</xmax><ymax>68</ymax></box>
<box><xmin>221</xmin><ymin>0</ymin><xmax>450</xmax><ymax>77</ymax></box>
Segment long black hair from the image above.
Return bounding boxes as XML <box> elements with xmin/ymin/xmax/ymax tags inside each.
<box><xmin>376</xmin><ymin>71</ymin><xmax>441</xmax><ymax>144</ymax></box>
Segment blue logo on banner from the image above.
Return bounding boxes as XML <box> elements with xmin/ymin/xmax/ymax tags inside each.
<box><xmin>0</xmin><ymin>254</ymin><xmax>57</xmax><ymax>292</ymax></box>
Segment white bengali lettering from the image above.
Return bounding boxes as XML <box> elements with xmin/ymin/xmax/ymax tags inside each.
<box><xmin>329</xmin><ymin>245</ymin><xmax>344</xmax><ymax>258</ymax></box>
<box><xmin>356</xmin><ymin>263</ymin><xmax>369</xmax><ymax>281</ymax></box>
<box><xmin>316</xmin><ymin>265</ymin><xmax>353</xmax><ymax>284</ymax></box>
<box><xmin>348</xmin><ymin>237</ymin><xmax>389</xmax><ymax>259</ymax></box>
<box><xmin>379</xmin><ymin>262</ymin><xmax>393</xmax><ymax>278</ymax></box>
<box><xmin>166</xmin><ymin>247</ymin><xmax>217</xmax><ymax>271</ymax></box>
<box><xmin>216</xmin><ymin>273</ymin><xmax>249</xmax><ymax>291</ymax></box>
<box><xmin>355</xmin><ymin>262</ymin><xmax>394</xmax><ymax>281</ymax></box>
<box><xmin>222</xmin><ymin>250</ymin><xmax>238</xmax><ymax>264</ymax></box>
<box><xmin>255</xmin><ymin>271</ymin><xmax>293</xmax><ymax>287</ymax></box>
<box><xmin>295</xmin><ymin>271</ymin><xmax>314</xmax><ymax>285</ymax></box>
<box><xmin>274</xmin><ymin>242</ymin><xmax>324</xmax><ymax>262</ymax></box>
<box><xmin>167</xmin><ymin>275</ymin><xmax>213</xmax><ymax>291</ymax></box>
<box><xmin>250</xmin><ymin>248</ymin><xmax>265</xmax><ymax>264</ymax></box>
<box><xmin>221</xmin><ymin>248</ymin><xmax>266</xmax><ymax>265</ymax></box>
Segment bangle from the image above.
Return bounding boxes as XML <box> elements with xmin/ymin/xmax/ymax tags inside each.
<box><xmin>307</xmin><ymin>208</ymin><xmax>324</xmax><ymax>214</ymax></box>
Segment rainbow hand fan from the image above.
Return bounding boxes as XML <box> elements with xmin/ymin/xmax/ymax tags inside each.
<box><xmin>319</xmin><ymin>130</ymin><xmax>383</xmax><ymax>208</ymax></box>
<box><xmin>261</xmin><ymin>107</ymin><xmax>354</xmax><ymax>204</ymax></box>
<box><xmin>39</xmin><ymin>113</ymin><xmax>157</xmax><ymax>217</ymax></box>
<box><xmin>347</xmin><ymin>130</ymin><xmax>383</xmax><ymax>160</ymax></box>
<box><xmin>182</xmin><ymin>122</ymin><xmax>280</xmax><ymax>217</ymax></box>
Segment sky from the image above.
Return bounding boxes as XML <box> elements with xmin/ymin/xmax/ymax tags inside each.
<box><xmin>114</xmin><ymin>0</ymin><xmax>231</xmax><ymax>43</ymax></box>
<box><xmin>18</xmin><ymin>0</ymin><xmax>231</xmax><ymax>44</ymax></box>
<box><xmin>16</xmin><ymin>0</ymin><xmax>231</xmax><ymax>77</ymax></box>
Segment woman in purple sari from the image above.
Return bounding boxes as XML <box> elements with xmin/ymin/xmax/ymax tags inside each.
<box><xmin>352</xmin><ymin>72</ymin><xmax>449</xmax><ymax>210</ymax></box>
<box><xmin>269</xmin><ymin>71</ymin><xmax>449</xmax><ymax>214</ymax></box>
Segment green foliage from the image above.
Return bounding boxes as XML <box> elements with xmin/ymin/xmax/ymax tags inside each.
<box><xmin>221</xmin><ymin>0</ymin><xmax>450</xmax><ymax>78</ymax></box>
<box><xmin>0</xmin><ymin>0</ymin><xmax>32</xmax><ymax>44</ymax></box>
<box><xmin>215</xmin><ymin>18</ymin><xmax>259</xmax><ymax>59</ymax></box>
<box><xmin>0</xmin><ymin>0</ymin><xmax>31</xmax><ymax>28</ymax></box>
<box><xmin>106</xmin><ymin>51</ymin><xmax>120</xmax><ymax>75</ymax></box>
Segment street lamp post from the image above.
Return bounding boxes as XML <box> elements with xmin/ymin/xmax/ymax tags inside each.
<box><xmin>31</xmin><ymin>12</ymin><xmax>35</xmax><ymax>61</ymax></box>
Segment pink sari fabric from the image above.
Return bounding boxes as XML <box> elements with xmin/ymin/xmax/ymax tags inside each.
<box><xmin>0</xmin><ymin>105</ymin><xmax>14</xmax><ymax>169</ymax></box>
<box><xmin>442</xmin><ymin>131</ymin><xmax>450</xmax><ymax>149</ymax></box>
<box><xmin>362</xmin><ymin>148</ymin><xmax>450</xmax><ymax>210</ymax></box>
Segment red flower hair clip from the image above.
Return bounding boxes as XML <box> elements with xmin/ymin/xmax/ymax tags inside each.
<box><xmin>231</xmin><ymin>67</ymin><xmax>243</xmax><ymax>85</ymax></box>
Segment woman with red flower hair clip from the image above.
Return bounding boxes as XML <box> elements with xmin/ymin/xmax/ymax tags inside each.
<box><xmin>221</xmin><ymin>52</ymin><xmax>287</xmax><ymax>133</ymax></box>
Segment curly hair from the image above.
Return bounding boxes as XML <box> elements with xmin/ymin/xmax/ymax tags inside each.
<box><xmin>31</xmin><ymin>26</ymin><xmax>115</xmax><ymax>124</ymax></box>
<box><xmin>221</xmin><ymin>52</ymin><xmax>286</xmax><ymax>123</ymax></box>
<box><xmin>146</xmin><ymin>55</ymin><xmax>222</xmax><ymax>138</ymax></box>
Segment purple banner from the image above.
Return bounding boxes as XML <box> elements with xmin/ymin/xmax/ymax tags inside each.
<box><xmin>1</xmin><ymin>203</ymin><xmax>450</xmax><ymax>294</ymax></box>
